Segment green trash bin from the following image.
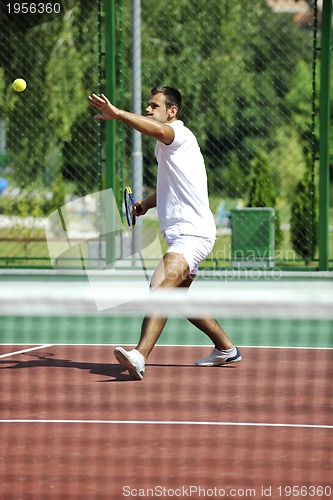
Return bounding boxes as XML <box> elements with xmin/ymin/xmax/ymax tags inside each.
<box><xmin>231</xmin><ymin>208</ymin><xmax>275</xmax><ymax>268</ymax></box>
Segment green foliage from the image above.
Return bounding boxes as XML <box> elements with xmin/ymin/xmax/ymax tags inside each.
<box><xmin>290</xmin><ymin>167</ymin><xmax>318</xmax><ymax>263</ymax></box>
<box><xmin>49</xmin><ymin>173</ymin><xmax>66</xmax><ymax>210</ymax></box>
<box><xmin>0</xmin><ymin>0</ymin><xmax>325</xmax><ymax>266</ymax></box>
<box><xmin>0</xmin><ymin>1</ymin><xmax>98</xmax><ymax>194</ymax></box>
<box><xmin>247</xmin><ymin>152</ymin><xmax>276</xmax><ymax>206</ymax></box>
<box><xmin>0</xmin><ymin>67</ymin><xmax>5</xmax><ymax>114</ymax></box>
<box><xmin>0</xmin><ymin>0</ymin><xmax>316</xmax><ymax>199</ymax></box>
<box><xmin>128</xmin><ymin>0</ymin><xmax>313</xmax><ymax>198</ymax></box>
<box><xmin>216</xmin><ymin>151</ymin><xmax>244</xmax><ymax>198</ymax></box>
<box><xmin>247</xmin><ymin>151</ymin><xmax>283</xmax><ymax>248</ymax></box>
<box><xmin>266</xmin><ymin>125</ymin><xmax>307</xmax><ymax>203</ymax></box>
<box><xmin>46</xmin><ymin>12</ymin><xmax>86</xmax><ymax>143</ymax></box>
<box><xmin>0</xmin><ymin>174</ymin><xmax>66</xmax><ymax>217</ymax></box>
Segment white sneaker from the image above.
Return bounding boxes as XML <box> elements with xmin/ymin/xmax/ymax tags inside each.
<box><xmin>114</xmin><ymin>347</ymin><xmax>145</xmax><ymax>380</ymax></box>
<box><xmin>195</xmin><ymin>346</ymin><xmax>242</xmax><ymax>367</ymax></box>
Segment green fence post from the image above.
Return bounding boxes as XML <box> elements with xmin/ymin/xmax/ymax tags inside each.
<box><xmin>104</xmin><ymin>0</ymin><xmax>117</xmax><ymax>267</ymax></box>
<box><xmin>318</xmin><ymin>0</ymin><xmax>332</xmax><ymax>271</ymax></box>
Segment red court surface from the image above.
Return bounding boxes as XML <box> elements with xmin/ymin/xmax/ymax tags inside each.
<box><xmin>0</xmin><ymin>345</ymin><xmax>332</xmax><ymax>499</ymax></box>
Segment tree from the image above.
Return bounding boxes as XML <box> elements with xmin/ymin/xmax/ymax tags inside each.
<box><xmin>290</xmin><ymin>158</ymin><xmax>317</xmax><ymax>263</ymax></box>
<box><xmin>247</xmin><ymin>150</ymin><xmax>283</xmax><ymax>248</ymax></box>
<box><xmin>0</xmin><ymin>1</ymin><xmax>98</xmax><ymax>198</ymax></box>
<box><xmin>127</xmin><ymin>0</ymin><xmax>314</xmax><ymax>198</ymax></box>
<box><xmin>0</xmin><ymin>0</ymin><xmax>320</xmax><ymax>213</ymax></box>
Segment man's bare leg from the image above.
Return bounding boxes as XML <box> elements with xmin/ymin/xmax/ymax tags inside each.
<box><xmin>136</xmin><ymin>253</ymin><xmax>234</xmax><ymax>359</ymax></box>
<box><xmin>115</xmin><ymin>252</ymin><xmax>239</xmax><ymax>377</ymax></box>
<box><xmin>136</xmin><ymin>252</ymin><xmax>189</xmax><ymax>359</ymax></box>
<box><xmin>180</xmin><ymin>275</ymin><xmax>234</xmax><ymax>351</ymax></box>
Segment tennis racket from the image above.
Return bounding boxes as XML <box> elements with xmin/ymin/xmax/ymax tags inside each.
<box><xmin>123</xmin><ymin>186</ymin><xmax>148</xmax><ymax>282</ymax></box>
<box><xmin>124</xmin><ymin>186</ymin><xmax>142</xmax><ymax>227</ymax></box>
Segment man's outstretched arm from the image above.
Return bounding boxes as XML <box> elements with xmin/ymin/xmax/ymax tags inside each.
<box><xmin>88</xmin><ymin>93</ymin><xmax>174</xmax><ymax>145</ymax></box>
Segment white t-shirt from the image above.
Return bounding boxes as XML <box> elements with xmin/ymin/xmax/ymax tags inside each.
<box><xmin>155</xmin><ymin>120</ymin><xmax>216</xmax><ymax>239</ymax></box>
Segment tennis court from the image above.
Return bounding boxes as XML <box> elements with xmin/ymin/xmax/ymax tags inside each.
<box><xmin>0</xmin><ymin>271</ymin><xmax>332</xmax><ymax>499</ymax></box>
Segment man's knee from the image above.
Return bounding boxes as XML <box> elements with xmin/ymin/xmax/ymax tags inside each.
<box><xmin>151</xmin><ymin>253</ymin><xmax>189</xmax><ymax>288</ymax></box>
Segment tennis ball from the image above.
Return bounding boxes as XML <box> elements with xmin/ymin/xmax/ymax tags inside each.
<box><xmin>12</xmin><ymin>78</ymin><xmax>27</xmax><ymax>92</ymax></box>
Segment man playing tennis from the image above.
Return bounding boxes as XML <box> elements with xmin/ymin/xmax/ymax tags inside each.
<box><xmin>88</xmin><ymin>86</ymin><xmax>241</xmax><ymax>380</ymax></box>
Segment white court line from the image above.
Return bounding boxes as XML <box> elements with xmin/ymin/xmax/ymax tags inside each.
<box><xmin>2</xmin><ymin>343</ymin><xmax>332</xmax><ymax>350</ymax></box>
<box><xmin>0</xmin><ymin>344</ymin><xmax>54</xmax><ymax>359</ymax></box>
<box><xmin>0</xmin><ymin>419</ymin><xmax>332</xmax><ymax>430</ymax></box>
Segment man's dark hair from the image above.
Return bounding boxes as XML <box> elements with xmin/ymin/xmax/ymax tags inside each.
<box><xmin>151</xmin><ymin>86</ymin><xmax>182</xmax><ymax>119</ymax></box>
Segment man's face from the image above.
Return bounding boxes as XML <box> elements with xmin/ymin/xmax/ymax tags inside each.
<box><xmin>145</xmin><ymin>93</ymin><xmax>169</xmax><ymax>123</ymax></box>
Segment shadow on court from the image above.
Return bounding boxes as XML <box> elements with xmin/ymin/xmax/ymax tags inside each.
<box><xmin>0</xmin><ymin>352</ymin><xmax>131</xmax><ymax>381</ymax></box>
<box><xmin>0</xmin><ymin>350</ymin><xmax>235</xmax><ymax>381</ymax></box>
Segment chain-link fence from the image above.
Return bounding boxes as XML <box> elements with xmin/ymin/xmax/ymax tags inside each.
<box><xmin>0</xmin><ymin>0</ymin><xmax>331</xmax><ymax>270</ymax></box>
<box><xmin>0</xmin><ymin>0</ymin><xmax>100</xmax><ymax>267</ymax></box>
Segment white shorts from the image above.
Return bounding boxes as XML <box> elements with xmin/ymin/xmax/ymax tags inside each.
<box><xmin>164</xmin><ymin>232</ymin><xmax>215</xmax><ymax>275</ymax></box>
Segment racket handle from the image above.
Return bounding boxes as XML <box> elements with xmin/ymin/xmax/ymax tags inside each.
<box><xmin>132</xmin><ymin>205</ymin><xmax>142</xmax><ymax>226</ymax></box>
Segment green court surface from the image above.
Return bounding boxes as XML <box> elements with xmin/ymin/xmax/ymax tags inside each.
<box><xmin>1</xmin><ymin>316</ymin><xmax>332</xmax><ymax>349</ymax></box>
<box><xmin>0</xmin><ymin>271</ymin><xmax>332</xmax><ymax>349</ymax></box>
